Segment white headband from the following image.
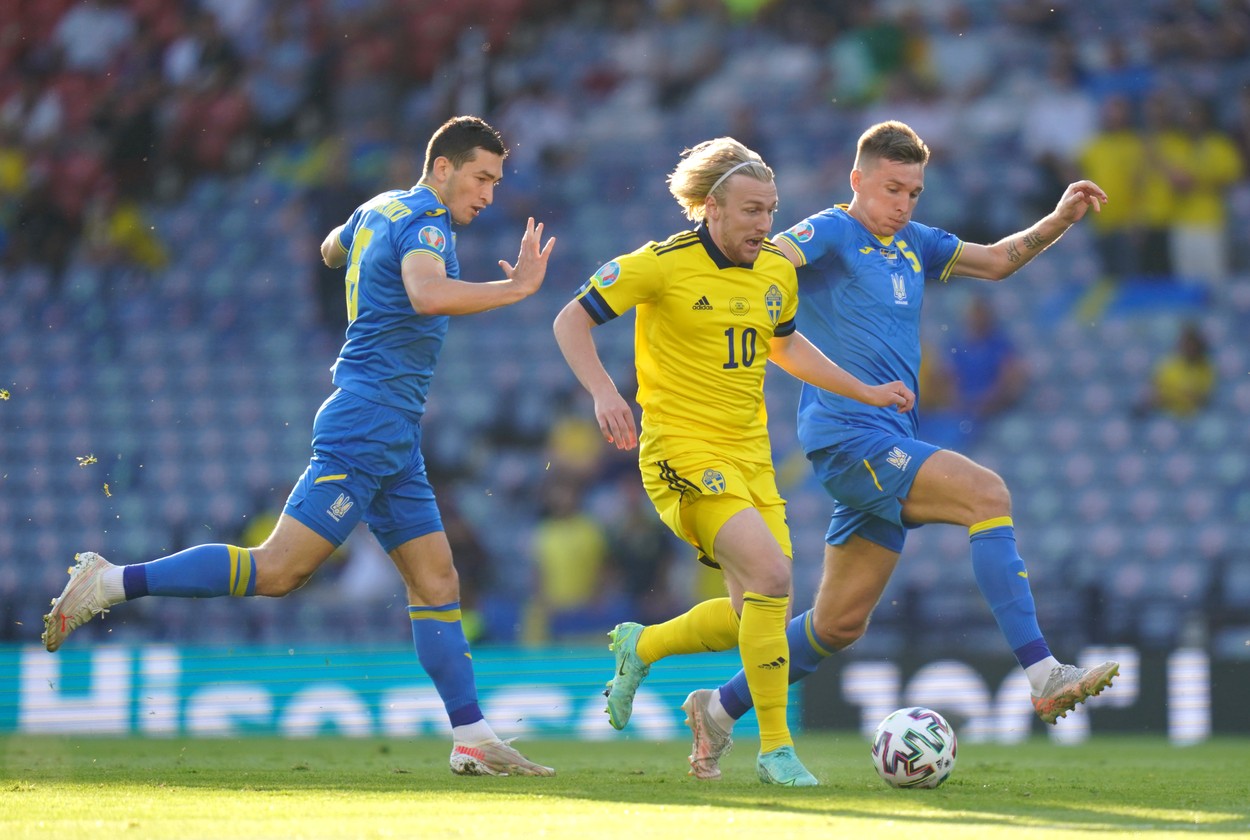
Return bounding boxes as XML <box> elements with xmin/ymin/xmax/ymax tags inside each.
<box><xmin>708</xmin><ymin>160</ymin><xmax>757</xmax><ymax>198</ymax></box>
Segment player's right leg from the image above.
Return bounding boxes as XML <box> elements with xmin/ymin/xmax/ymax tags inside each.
<box><xmin>42</xmin><ymin>516</ymin><xmax>338</xmax><ymax>652</ymax></box>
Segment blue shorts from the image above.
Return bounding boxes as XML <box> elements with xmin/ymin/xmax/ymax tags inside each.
<box><xmin>284</xmin><ymin>389</ymin><xmax>443</xmax><ymax>553</ymax></box>
<box><xmin>807</xmin><ymin>429</ymin><xmax>940</xmax><ymax>554</ymax></box>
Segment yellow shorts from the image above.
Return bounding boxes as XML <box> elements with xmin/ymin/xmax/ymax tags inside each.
<box><xmin>641</xmin><ymin>450</ymin><xmax>791</xmax><ymax>568</ymax></box>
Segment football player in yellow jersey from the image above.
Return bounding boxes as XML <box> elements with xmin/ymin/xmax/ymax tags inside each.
<box><xmin>553</xmin><ymin>137</ymin><xmax>914</xmax><ymax>786</ymax></box>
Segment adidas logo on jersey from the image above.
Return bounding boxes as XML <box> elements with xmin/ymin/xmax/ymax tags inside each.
<box><xmin>692</xmin><ymin>295</ymin><xmax>713</xmax><ymax>310</ymax></box>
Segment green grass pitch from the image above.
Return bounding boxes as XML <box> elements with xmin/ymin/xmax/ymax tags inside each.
<box><xmin>2</xmin><ymin>734</ymin><xmax>1247</xmax><ymax>839</ymax></box>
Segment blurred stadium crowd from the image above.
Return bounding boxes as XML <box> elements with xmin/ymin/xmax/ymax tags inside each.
<box><xmin>2</xmin><ymin>0</ymin><xmax>1249</xmax><ymax>658</ymax></box>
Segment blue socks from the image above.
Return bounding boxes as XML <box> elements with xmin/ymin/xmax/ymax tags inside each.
<box><xmin>969</xmin><ymin>517</ymin><xmax>1052</xmax><ymax>668</ymax></box>
<box><xmin>122</xmin><ymin>544</ymin><xmax>256</xmax><ymax>599</ymax></box>
<box><xmin>714</xmin><ymin>518</ymin><xmax>1055</xmax><ymax>722</ymax></box>
<box><xmin>718</xmin><ymin>609</ymin><xmax>832</xmax><ymax>719</ymax></box>
<box><xmin>410</xmin><ymin>602</ymin><xmax>484</xmax><ymax>726</ymax></box>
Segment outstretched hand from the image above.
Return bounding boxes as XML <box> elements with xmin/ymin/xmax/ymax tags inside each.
<box><xmin>499</xmin><ymin>217</ymin><xmax>556</xmax><ymax>297</ymax></box>
<box><xmin>867</xmin><ymin>380</ymin><xmax>916</xmax><ymax>413</ymax></box>
<box><xmin>1055</xmin><ymin>180</ymin><xmax>1108</xmax><ymax>224</ymax></box>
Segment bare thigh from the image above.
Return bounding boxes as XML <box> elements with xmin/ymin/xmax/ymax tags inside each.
<box><xmin>711</xmin><ymin>507</ymin><xmax>793</xmax><ymax>609</ymax></box>
<box><xmin>811</xmin><ymin>534</ymin><xmax>900</xmax><ymax>648</ymax></box>
<box><xmin>901</xmin><ymin>448</ymin><xmax>1010</xmax><ymax>527</ymax></box>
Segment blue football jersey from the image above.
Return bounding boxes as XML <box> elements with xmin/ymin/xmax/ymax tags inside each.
<box><xmin>774</xmin><ymin>206</ymin><xmax>963</xmax><ymax>451</ymax></box>
<box><xmin>330</xmin><ymin>184</ymin><xmax>459</xmax><ymax>418</ymax></box>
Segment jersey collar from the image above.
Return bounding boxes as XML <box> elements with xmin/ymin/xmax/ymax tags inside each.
<box><xmin>697</xmin><ymin>222</ymin><xmax>752</xmax><ymax>269</ymax></box>
<box><xmin>414</xmin><ymin>182</ymin><xmax>445</xmax><ymax>207</ymax></box>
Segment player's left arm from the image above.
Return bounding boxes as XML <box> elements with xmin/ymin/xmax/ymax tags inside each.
<box><xmin>321</xmin><ymin>224</ymin><xmax>348</xmax><ymax>268</ymax></box>
<box><xmin>403</xmin><ymin>217</ymin><xmax>555</xmax><ymax>316</ymax></box>
<box><xmin>953</xmin><ymin>179</ymin><xmax>1108</xmax><ymax>281</ymax></box>
<box><xmin>769</xmin><ymin>331</ymin><xmax>914</xmax><ymax>412</ymax></box>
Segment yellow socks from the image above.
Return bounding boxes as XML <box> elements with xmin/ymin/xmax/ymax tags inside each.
<box><xmin>636</xmin><ymin>597</ymin><xmax>740</xmax><ymax>663</ymax></box>
<box><xmin>739</xmin><ymin>591</ymin><xmax>791</xmax><ymax>753</ymax></box>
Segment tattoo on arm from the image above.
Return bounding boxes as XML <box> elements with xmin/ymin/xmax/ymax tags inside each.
<box><xmin>1006</xmin><ymin>240</ymin><xmax>1021</xmax><ymax>263</ymax></box>
<box><xmin>1022</xmin><ymin>231</ymin><xmax>1045</xmax><ymax>250</ymax></box>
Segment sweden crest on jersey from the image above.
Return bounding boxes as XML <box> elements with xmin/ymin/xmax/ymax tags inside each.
<box><xmin>765</xmin><ymin>284</ymin><xmax>783</xmax><ymax>325</ymax></box>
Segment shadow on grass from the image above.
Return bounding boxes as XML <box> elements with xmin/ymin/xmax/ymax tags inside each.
<box><xmin>3</xmin><ymin>735</ymin><xmax>1248</xmax><ymax>834</ymax></box>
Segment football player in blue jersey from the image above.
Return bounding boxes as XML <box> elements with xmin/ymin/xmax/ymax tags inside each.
<box><xmin>42</xmin><ymin>115</ymin><xmax>557</xmax><ymax>777</ymax></box>
<box><xmin>680</xmin><ymin>120</ymin><xmax>1120</xmax><ymax>781</ymax></box>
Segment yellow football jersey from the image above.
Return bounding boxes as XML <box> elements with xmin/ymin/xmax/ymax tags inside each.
<box><xmin>575</xmin><ymin>225</ymin><xmax>798</xmax><ymax>465</ymax></box>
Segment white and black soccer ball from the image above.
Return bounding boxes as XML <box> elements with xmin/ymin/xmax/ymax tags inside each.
<box><xmin>871</xmin><ymin>706</ymin><xmax>957</xmax><ymax>789</ymax></box>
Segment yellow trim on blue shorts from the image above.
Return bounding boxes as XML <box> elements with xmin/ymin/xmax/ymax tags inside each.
<box><xmin>862</xmin><ymin>459</ymin><xmax>883</xmax><ymax>492</ymax></box>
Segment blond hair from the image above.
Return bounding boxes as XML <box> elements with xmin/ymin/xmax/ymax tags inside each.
<box><xmin>667</xmin><ymin>137</ymin><xmax>773</xmax><ymax>222</ymax></box>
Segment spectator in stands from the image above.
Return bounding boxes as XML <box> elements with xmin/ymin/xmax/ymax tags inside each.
<box><xmin>1136</xmin><ymin>91</ymin><xmax>1181</xmax><ymax>280</ymax></box>
<box><xmin>946</xmin><ymin>296</ymin><xmax>1029</xmax><ymax>439</ymax></box>
<box><xmin>0</xmin><ymin>69</ymin><xmax>64</xmax><ymax>149</ymax></box>
<box><xmin>51</xmin><ymin>0</ymin><xmax>136</xmax><ymax>75</ymax></box>
<box><xmin>1021</xmin><ymin>45</ymin><xmax>1099</xmax><ymax>217</ymax></box>
<box><xmin>682</xmin><ymin>121</ymin><xmax>1119</xmax><ymax>782</ymax></box>
<box><xmin>597</xmin><ymin>467</ymin><xmax>685</xmax><ymax>625</ymax></box>
<box><xmin>41</xmin><ymin>116</ymin><xmax>556</xmax><ymax>778</ymax></box>
<box><xmin>301</xmin><ymin>137</ymin><xmax>360</xmax><ymax>337</ymax></box>
<box><xmin>553</xmin><ymin>136</ymin><xmax>914</xmax><ymax>786</ymax></box>
<box><xmin>1082</xmin><ymin>38</ymin><xmax>1157</xmax><ymax>107</ymax></box>
<box><xmin>1160</xmin><ymin>96</ymin><xmax>1244</xmax><ymax>287</ymax></box>
<box><xmin>524</xmin><ymin>471</ymin><xmax>612</xmax><ymax>642</ymax></box>
<box><xmin>1078</xmin><ymin>94</ymin><xmax>1147</xmax><ymax>284</ymax></box>
<box><xmin>1133</xmin><ymin>320</ymin><xmax>1216</xmax><ymax>418</ymax></box>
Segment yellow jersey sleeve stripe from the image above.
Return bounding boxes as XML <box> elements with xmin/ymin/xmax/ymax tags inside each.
<box><xmin>402</xmin><ymin>248</ymin><xmax>445</xmax><ymax>264</ymax></box>
<box><xmin>775</xmin><ymin>232</ymin><xmax>808</xmax><ymax>266</ymax></box>
<box><xmin>969</xmin><ymin>516</ymin><xmax>1014</xmax><ymax>535</ymax></box>
<box><xmin>314</xmin><ymin>474</ymin><xmax>348</xmax><ymax>484</ymax></box>
<box><xmin>938</xmin><ymin>240</ymin><xmax>965</xmax><ymax>282</ymax></box>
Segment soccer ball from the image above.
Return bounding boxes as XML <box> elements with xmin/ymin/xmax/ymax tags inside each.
<box><xmin>871</xmin><ymin>706</ymin><xmax>957</xmax><ymax>789</ymax></box>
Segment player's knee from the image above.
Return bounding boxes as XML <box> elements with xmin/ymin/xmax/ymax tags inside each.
<box><xmin>256</xmin><ymin>569</ymin><xmax>314</xmax><ymax>597</ymax></box>
<box><xmin>811</xmin><ymin>610</ymin><xmax>868</xmax><ymax>650</ymax></box>
<box><xmin>746</xmin><ymin>560</ymin><xmax>792</xmax><ymax>600</ymax></box>
<box><xmin>251</xmin><ymin>548</ymin><xmax>321</xmax><ymax>596</ymax></box>
<box><xmin>406</xmin><ymin>563</ymin><xmax>460</xmax><ymax>605</ymax></box>
<box><xmin>969</xmin><ymin>469</ymin><xmax>1012</xmax><ymax>518</ymax></box>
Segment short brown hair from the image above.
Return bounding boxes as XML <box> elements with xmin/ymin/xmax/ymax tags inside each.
<box><xmin>854</xmin><ymin>121</ymin><xmax>930</xmax><ymax>169</ymax></box>
<box><xmin>423</xmin><ymin>115</ymin><xmax>508</xmax><ymax>174</ymax></box>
